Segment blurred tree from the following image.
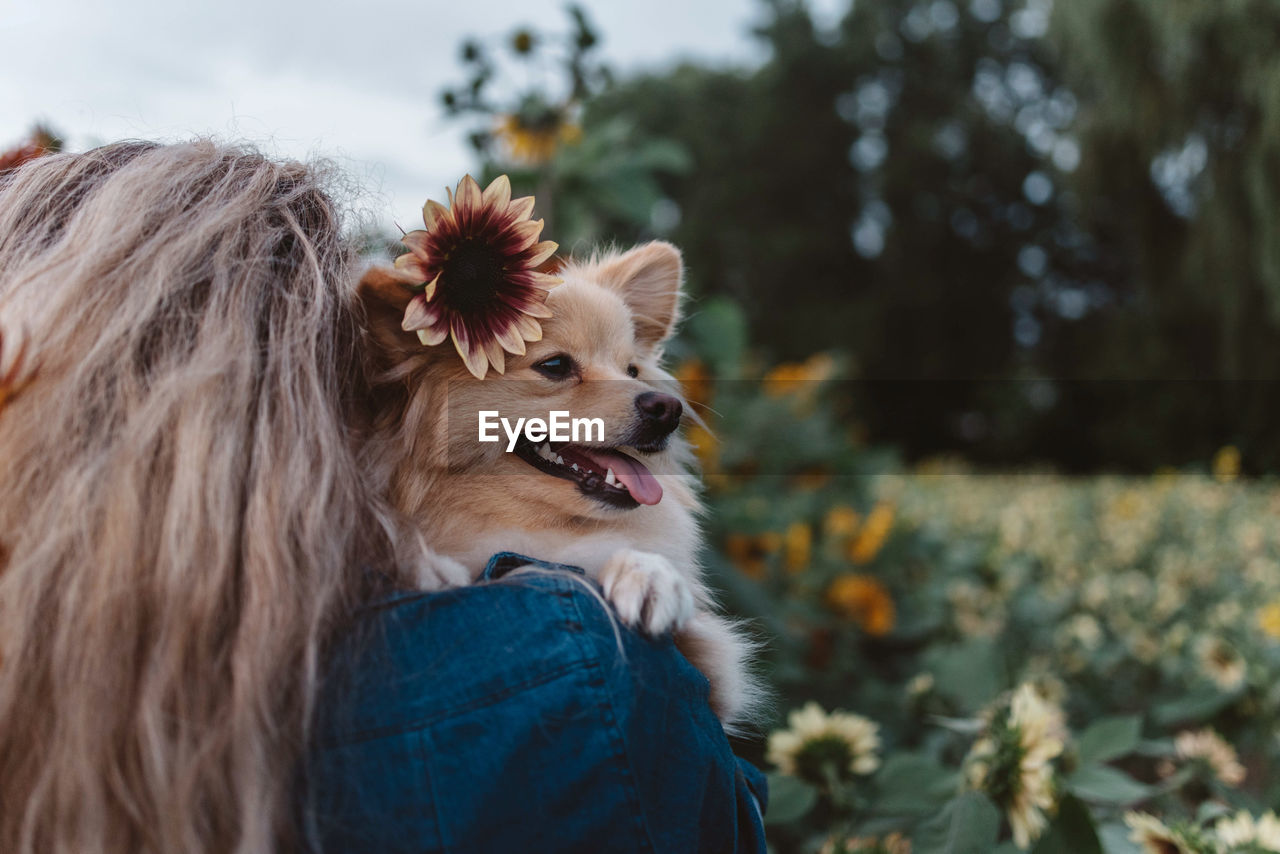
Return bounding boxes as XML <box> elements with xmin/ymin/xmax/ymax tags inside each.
<box><xmin>1045</xmin><ymin>0</ymin><xmax>1280</xmax><ymax>470</ymax></box>
<box><xmin>589</xmin><ymin>0</ymin><xmax>1078</xmax><ymax>463</ymax></box>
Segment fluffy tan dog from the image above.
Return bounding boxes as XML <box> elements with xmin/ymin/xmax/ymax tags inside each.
<box><xmin>360</xmin><ymin>241</ymin><xmax>762</xmax><ymax>729</ymax></box>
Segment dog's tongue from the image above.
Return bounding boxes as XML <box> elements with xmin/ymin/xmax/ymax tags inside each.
<box><xmin>580</xmin><ymin>448</ymin><xmax>663</xmax><ymax>505</ymax></box>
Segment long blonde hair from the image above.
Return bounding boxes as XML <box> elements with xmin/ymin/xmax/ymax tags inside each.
<box><xmin>0</xmin><ymin>141</ymin><xmax>407</xmax><ymax>853</ymax></box>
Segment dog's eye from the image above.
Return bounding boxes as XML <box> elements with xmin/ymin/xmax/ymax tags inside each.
<box><xmin>626</xmin><ymin>364</ymin><xmax>639</xmax><ymax>378</ymax></box>
<box><xmin>534</xmin><ymin>354</ymin><xmax>575</xmax><ymax>379</ymax></box>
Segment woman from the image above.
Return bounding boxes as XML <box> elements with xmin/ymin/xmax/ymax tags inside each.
<box><xmin>0</xmin><ymin>141</ymin><xmax>765</xmax><ymax>853</ymax></box>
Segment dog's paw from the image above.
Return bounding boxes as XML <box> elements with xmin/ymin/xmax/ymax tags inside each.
<box><xmin>598</xmin><ymin>549</ymin><xmax>695</xmax><ymax>636</ymax></box>
<box><xmin>412</xmin><ymin>549</ymin><xmax>472</xmax><ymax>591</ymax></box>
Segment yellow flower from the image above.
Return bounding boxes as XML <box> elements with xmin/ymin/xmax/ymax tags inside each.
<box><xmin>850</xmin><ymin>502</ymin><xmax>895</xmax><ymax>564</ymax></box>
<box><xmin>824</xmin><ymin>505</ymin><xmax>861</xmax><ymax>539</ymax></box>
<box><xmin>1213</xmin><ymin>445</ymin><xmax>1241</xmax><ymax>482</ymax></box>
<box><xmin>906</xmin><ymin>672</ymin><xmax>934</xmax><ymax>698</ymax></box>
<box><xmin>784</xmin><ymin>522</ymin><xmax>812</xmax><ymax>573</ymax></box>
<box><xmin>763</xmin><ymin>353</ymin><xmax>836</xmax><ymax>397</ymax></box>
<box><xmin>1258</xmin><ymin>600</ymin><xmax>1280</xmax><ymax>640</ymax></box>
<box><xmin>1124</xmin><ymin>812</ymin><xmax>1198</xmax><ymax>854</ymax></box>
<box><xmin>685</xmin><ymin>422</ymin><xmax>719</xmax><ymax>472</ymax></box>
<box><xmin>1174</xmin><ymin>728</ymin><xmax>1246</xmax><ymax>787</ymax></box>
<box><xmin>381</xmin><ymin>174</ymin><xmax>561</xmax><ymax>378</ymax></box>
<box><xmin>724</xmin><ymin>531</ymin><xmax>780</xmax><ymax>579</ymax></box>
<box><xmin>1195</xmin><ymin>636</ymin><xmax>1246</xmax><ymax>691</ymax></box>
<box><xmin>494</xmin><ymin>111</ymin><xmax>580</xmax><ymax>165</ymax></box>
<box><xmin>767</xmin><ymin>701</ymin><xmax>881</xmax><ymax>785</ymax></box>
<box><xmin>1215</xmin><ymin>809</ymin><xmax>1280</xmax><ymax>851</ymax></box>
<box><xmin>827</xmin><ymin>574</ymin><xmax>896</xmax><ymax>636</ymax></box>
<box><xmin>966</xmin><ymin>684</ymin><xmax>1066</xmax><ymax>850</ymax></box>
<box><xmin>820</xmin><ymin>832</ymin><xmax>911</xmax><ymax>854</ymax></box>
<box><xmin>673</xmin><ymin>358</ymin><xmax>713</xmax><ymax>410</ymax></box>
<box><xmin>510</xmin><ymin>28</ymin><xmax>536</xmax><ymax>55</ymax></box>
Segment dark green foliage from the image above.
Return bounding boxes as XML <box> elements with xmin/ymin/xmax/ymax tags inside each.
<box><xmin>582</xmin><ymin>0</ymin><xmax>1280</xmax><ymax>473</ymax></box>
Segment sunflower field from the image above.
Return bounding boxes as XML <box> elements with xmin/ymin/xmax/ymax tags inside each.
<box><xmin>678</xmin><ymin>304</ymin><xmax>1280</xmax><ymax>853</ymax></box>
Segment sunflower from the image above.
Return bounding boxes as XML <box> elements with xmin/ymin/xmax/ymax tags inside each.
<box><xmin>826</xmin><ymin>574</ymin><xmax>895</xmax><ymax>636</ymax></box>
<box><xmin>767</xmin><ymin>701</ymin><xmax>881</xmax><ymax>786</ymax></box>
<box><xmin>820</xmin><ymin>832</ymin><xmax>911</xmax><ymax>854</ymax></box>
<box><xmin>850</xmin><ymin>502</ymin><xmax>895</xmax><ymax>564</ymax></box>
<box><xmin>1259</xmin><ymin>600</ymin><xmax>1280</xmax><ymax>640</ymax></box>
<box><xmin>784</xmin><ymin>521</ymin><xmax>813</xmax><ymax>573</ymax></box>
<box><xmin>724</xmin><ymin>531</ymin><xmax>781</xmax><ymax>579</ymax></box>
<box><xmin>1194</xmin><ymin>636</ymin><xmax>1246</xmax><ymax>691</ymax></box>
<box><xmin>965</xmin><ymin>684</ymin><xmax>1066</xmax><ymax>850</ymax></box>
<box><xmin>1215</xmin><ymin>810</ymin><xmax>1280</xmax><ymax>852</ymax></box>
<box><xmin>393</xmin><ymin>174</ymin><xmax>561</xmax><ymax>379</ymax></box>
<box><xmin>493</xmin><ymin>103</ymin><xmax>582</xmax><ymax>166</ymax></box>
<box><xmin>1173</xmin><ymin>728</ymin><xmax>1246</xmax><ymax>787</ymax></box>
<box><xmin>1124</xmin><ymin>812</ymin><xmax>1207</xmax><ymax>854</ymax></box>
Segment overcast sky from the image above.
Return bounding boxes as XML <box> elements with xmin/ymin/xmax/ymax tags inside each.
<box><xmin>1</xmin><ymin>0</ymin><xmax>834</xmax><ymax>230</ymax></box>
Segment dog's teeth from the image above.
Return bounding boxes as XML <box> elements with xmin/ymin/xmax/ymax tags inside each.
<box><xmin>570</xmin><ymin>463</ymin><xmax>579</xmax><ymax>471</ymax></box>
<box><xmin>605</xmin><ymin>468</ymin><xmax>616</xmax><ymax>486</ymax></box>
<box><xmin>555</xmin><ymin>455</ymin><xmax>565</xmax><ymax>464</ymax></box>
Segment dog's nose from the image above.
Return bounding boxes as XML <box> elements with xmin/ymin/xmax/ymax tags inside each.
<box><xmin>635</xmin><ymin>391</ymin><xmax>683</xmax><ymax>434</ymax></box>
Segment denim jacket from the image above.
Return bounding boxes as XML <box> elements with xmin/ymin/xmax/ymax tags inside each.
<box><xmin>304</xmin><ymin>554</ymin><xmax>768</xmax><ymax>853</ymax></box>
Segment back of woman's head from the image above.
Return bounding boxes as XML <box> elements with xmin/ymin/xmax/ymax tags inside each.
<box><xmin>0</xmin><ymin>140</ymin><xmax>397</xmax><ymax>853</ymax></box>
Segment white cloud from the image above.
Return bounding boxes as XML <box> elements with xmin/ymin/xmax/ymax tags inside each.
<box><xmin>1</xmin><ymin>0</ymin><xmax>764</xmax><ymax>231</ymax></box>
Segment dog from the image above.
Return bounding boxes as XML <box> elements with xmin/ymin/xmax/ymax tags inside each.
<box><xmin>359</xmin><ymin>241</ymin><xmax>762</xmax><ymax>730</ymax></box>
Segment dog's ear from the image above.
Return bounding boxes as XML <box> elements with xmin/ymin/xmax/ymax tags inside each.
<box><xmin>357</xmin><ymin>265</ymin><xmax>425</xmax><ymax>368</ymax></box>
<box><xmin>596</xmin><ymin>241</ymin><xmax>683</xmax><ymax>351</ymax></box>
<box><xmin>358</xmin><ymin>265</ymin><xmax>417</xmax><ymax>314</ymax></box>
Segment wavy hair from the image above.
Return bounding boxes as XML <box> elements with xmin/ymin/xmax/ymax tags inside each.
<box><xmin>0</xmin><ymin>141</ymin><xmax>409</xmax><ymax>853</ymax></box>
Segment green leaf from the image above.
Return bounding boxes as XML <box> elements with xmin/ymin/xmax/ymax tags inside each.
<box><xmin>912</xmin><ymin>792</ymin><xmax>1001</xmax><ymax>854</ymax></box>
<box><xmin>1066</xmin><ymin>765</ymin><xmax>1154</xmax><ymax>805</ymax></box>
<box><xmin>1076</xmin><ymin>716</ymin><xmax>1143</xmax><ymax>766</ymax></box>
<box><xmin>684</xmin><ymin>297</ymin><xmax>748</xmax><ymax>375</ymax></box>
<box><xmin>926</xmin><ymin>638</ymin><xmax>1005</xmax><ymax>713</ymax></box>
<box><xmin>1152</xmin><ymin>686</ymin><xmax>1239</xmax><ymax>727</ymax></box>
<box><xmin>763</xmin><ymin>772</ymin><xmax>816</xmax><ymax>825</ymax></box>
<box><xmin>1031</xmin><ymin>795</ymin><xmax>1103</xmax><ymax>854</ymax></box>
<box><xmin>1097</xmin><ymin>822</ymin><xmax>1142</xmax><ymax>854</ymax></box>
<box><xmin>874</xmin><ymin>753</ymin><xmax>959</xmax><ymax>814</ymax></box>
<box><xmin>1195</xmin><ymin>800</ymin><xmax>1232</xmax><ymax>825</ymax></box>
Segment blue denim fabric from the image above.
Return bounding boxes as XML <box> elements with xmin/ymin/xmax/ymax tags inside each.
<box><xmin>304</xmin><ymin>554</ymin><xmax>768</xmax><ymax>854</ymax></box>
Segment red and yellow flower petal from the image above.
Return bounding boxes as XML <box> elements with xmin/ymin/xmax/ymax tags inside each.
<box><xmin>525</xmin><ymin>240</ymin><xmax>558</xmax><ymax>268</ymax></box>
<box><xmin>423</xmin><ymin>199</ymin><xmax>451</xmax><ymax>231</ymax></box>
<box><xmin>455</xmin><ymin>174</ymin><xmax>482</xmax><ymax>216</ymax></box>
<box><xmin>451</xmin><ymin>318</ymin><xmax>491</xmax><ymax>379</ymax></box>
<box><xmin>484</xmin><ymin>337</ymin><xmax>506</xmax><ymax>375</ymax></box>
<box><xmin>516</xmin><ymin>298</ymin><xmax>553</xmax><ymax>319</ymax></box>
<box><xmin>514</xmin><ymin>314</ymin><xmax>544</xmax><ymax>342</ymax></box>
<box><xmin>510</xmin><ymin>219</ymin><xmax>544</xmax><ymax>249</ymax></box>
<box><xmin>393</xmin><ymin>253</ymin><xmax>429</xmax><ymax>283</ymax></box>
<box><xmin>508</xmin><ymin>196</ymin><xmax>536</xmax><ymax>221</ymax></box>
<box><xmin>494</xmin><ymin>322</ymin><xmax>527</xmax><ymax>356</ymax></box>
<box><xmin>528</xmin><ymin>271</ymin><xmax>563</xmax><ymax>289</ymax></box>
<box><xmin>482</xmin><ymin>174</ymin><xmax>512</xmax><ymax>209</ymax></box>
<box><xmin>401</xmin><ymin>230</ymin><xmax>432</xmax><ymax>262</ymax></box>
<box><xmin>401</xmin><ymin>294</ymin><xmax>431</xmax><ymax>331</ymax></box>
<box><xmin>417</xmin><ymin>324</ymin><xmax>448</xmax><ymax>346</ymax></box>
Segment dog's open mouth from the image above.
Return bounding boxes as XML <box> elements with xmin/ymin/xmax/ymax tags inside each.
<box><xmin>513</xmin><ymin>438</ymin><xmax>662</xmax><ymax>509</ymax></box>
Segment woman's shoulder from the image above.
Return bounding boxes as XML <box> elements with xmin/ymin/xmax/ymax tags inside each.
<box><xmin>303</xmin><ymin>555</ymin><xmax>766</xmax><ymax>854</ymax></box>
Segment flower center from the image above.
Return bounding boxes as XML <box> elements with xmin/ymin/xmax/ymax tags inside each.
<box><xmin>794</xmin><ymin>735</ymin><xmax>856</xmax><ymax>785</ymax></box>
<box><xmin>443</xmin><ymin>239</ymin><xmax>506</xmax><ymax>311</ymax></box>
